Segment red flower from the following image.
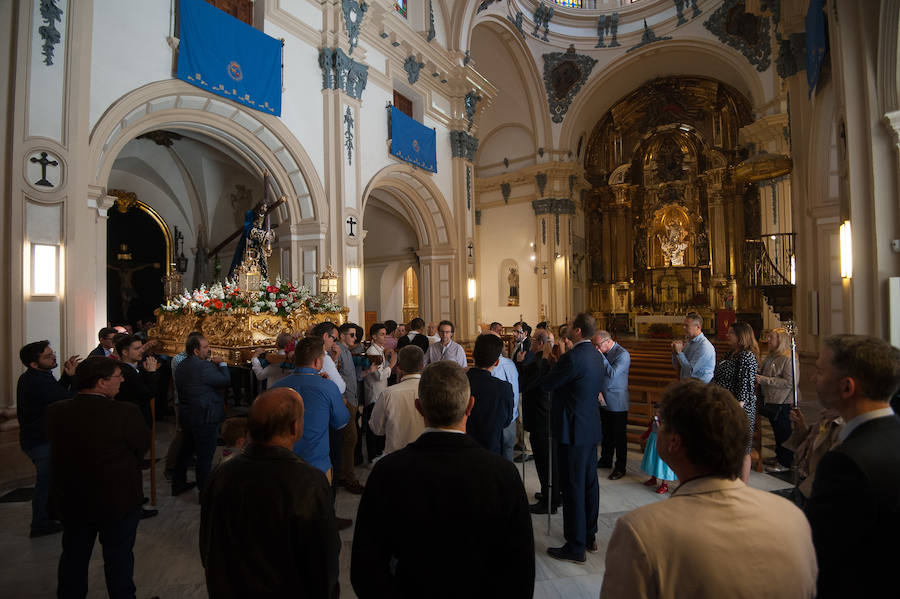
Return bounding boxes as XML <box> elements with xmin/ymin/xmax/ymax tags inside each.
<box><xmin>266</xmin><ymin>285</ymin><xmax>279</xmax><ymax>293</ymax></box>
<box><xmin>214</xmin><ymin>300</ymin><xmax>223</xmax><ymax>310</ymax></box>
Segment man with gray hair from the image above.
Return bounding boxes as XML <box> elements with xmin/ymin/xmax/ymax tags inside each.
<box><xmin>368</xmin><ymin>345</ymin><xmax>426</xmax><ymax>455</ymax></box>
<box><xmin>592</xmin><ymin>330</ymin><xmax>631</xmax><ymax>479</ymax></box>
<box><xmin>351</xmin><ymin>361</ymin><xmax>534</xmax><ymax>598</ymax></box>
<box><xmin>201</xmin><ymin>387</ymin><xmax>340</xmax><ymax>598</ymax></box>
<box><xmin>806</xmin><ymin>334</ymin><xmax>900</xmax><ymax>598</ymax></box>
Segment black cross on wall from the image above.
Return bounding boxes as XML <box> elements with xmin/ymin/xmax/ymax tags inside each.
<box><xmin>346</xmin><ymin>216</ymin><xmax>358</xmax><ymax>237</ymax></box>
<box><xmin>30</xmin><ymin>152</ymin><xmax>58</xmax><ymax>187</ymax></box>
<box><xmin>467</xmin><ymin>242</ymin><xmax>474</xmax><ymax>258</ymax></box>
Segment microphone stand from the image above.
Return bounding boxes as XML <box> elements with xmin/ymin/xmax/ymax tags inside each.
<box><xmin>546</xmin><ymin>389</ymin><xmax>553</xmax><ymax>536</ymax></box>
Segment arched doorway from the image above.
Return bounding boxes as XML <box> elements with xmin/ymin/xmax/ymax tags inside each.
<box><xmin>87</xmin><ymin>81</ymin><xmax>327</xmax><ymax>333</ymax></box>
<box><xmin>106</xmin><ymin>192</ymin><xmax>171</xmax><ymax>325</ymax></box>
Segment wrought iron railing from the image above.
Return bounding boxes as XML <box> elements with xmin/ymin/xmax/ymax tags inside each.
<box><xmin>744</xmin><ymin>233</ymin><xmax>795</xmax><ymax>287</ymax></box>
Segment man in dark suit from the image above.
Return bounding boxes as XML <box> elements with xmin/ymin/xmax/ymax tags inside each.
<box><xmin>517</xmin><ymin>329</ymin><xmax>560</xmax><ymax>513</ymax></box>
<box><xmin>88</xmin><ymin>327</ymin><xmax>117</xmax><ymax>357</ymax></box>
<box><xmin>115</xmin><ymin>334</ymin><xmax>158</xmax><ymax>428</ymax></box>
<box><xmin>465</xmin><ymin>334</ymin><xmax>514</xmax><ymax>455</ymax></box>
<box><xmin>201</xmin><ymin>387</ymin><xmax>340</xmax><ymax>598</ymax></box>
<box><xmin>593</xmin><ymin>330</ymin><xmax>631</xmax><ymax>479</ymax></box>
<box><xmin>172</xmin><ymin>334</ymin><xmax>231</xmax><ymax>494</ymax></box>
<box><xmin>396</xmin><ymin>317</ymin><xmax>430</xmax><ymax>353</ymax></box>
<box><xmin>16</xmin><ymin>341</ymin><xmax>77</xmax><ymax>537</ymax></box>
<box><xmin>541</xmin><ymin>312</ymin><xmax>606</xmax><ymax>563</ymax></box>
<box><xmin>513</xmin><ymin>321</ymin><xmax>532</xmax><ymax>357</ymax></box>
<box><xmin>46</xmin><ymin>357</ymin><xmax>150</xmax><ymax>599</ymax></box>
<box><xmin>351</xmin><ymin>360</ymin><xmax>534</xmax><ymax>598</ymax></box>
<box><xmin>805</xmin><ymin>334</ymin><xmax>900</xmax><ymax>599</ymax></box>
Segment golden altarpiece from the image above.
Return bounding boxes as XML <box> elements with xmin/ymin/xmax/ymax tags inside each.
<box><xmin>583</xmin><ymin>76</ymin><xmax>775</xmax><ymax>335</ymax></box>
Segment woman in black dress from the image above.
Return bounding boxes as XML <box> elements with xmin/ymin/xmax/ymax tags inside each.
<box><xmin>713</xmin><ymin>321</ymin><xmax>759</xmax><ymax>482</ymax></box>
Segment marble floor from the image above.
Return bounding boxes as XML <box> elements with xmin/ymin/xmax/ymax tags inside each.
<box><xmin>0</xmin><ymin>421</ymin><xmax>793</xmax><ymax>599</ymax></box>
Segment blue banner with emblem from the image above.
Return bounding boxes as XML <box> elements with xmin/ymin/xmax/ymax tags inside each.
<box><xmin>805</xmin><ymin>0</ymin><xmax>827</xmax><ymax>97</ymax></box>
<box><xmin>177</xmin><ymin>0</ymin><xmax>282</xmax><ymax>116</ymax></box>
<box><xmin>389</xmin><ymin>106</ymin><xmax>437</xmax><ymax>173</ymax></box>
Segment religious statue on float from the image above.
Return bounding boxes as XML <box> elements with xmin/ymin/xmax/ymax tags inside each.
<box><xmin>228</xmin><ymin>205</ymin><xmax>276</xmax><ymax>281</ymax></box>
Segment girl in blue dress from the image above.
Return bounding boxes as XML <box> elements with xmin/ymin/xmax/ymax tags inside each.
<box><xmin>640</xmin><ymin>404</ymin><xmax>676</xmax><ymax>493</ymax></box>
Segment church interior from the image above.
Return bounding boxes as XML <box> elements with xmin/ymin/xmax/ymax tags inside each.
<box><xmin>2</xmin><ymin>0</ymin><xmax>900</xmax><ymax>596</ymax></box>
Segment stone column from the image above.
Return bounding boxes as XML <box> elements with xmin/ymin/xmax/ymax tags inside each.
<box><xmin>449</xmin><ymin>130</ymin><xmax>478</xmax><ymax>340</ymax></box>
<box><xmin>703</xmin><ymin>168</ymin><xmax>729</xmax><ymax>283</ymax></box>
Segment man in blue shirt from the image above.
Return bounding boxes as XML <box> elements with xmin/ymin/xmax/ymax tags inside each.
<box><xmin>672</xmin><ymin>312</ymin><xmax>715</xmax><ymax>383</ymax></box>
<box><xmin>272</xmin><ymin>336</ymin><xmax>349</xmax><ymax>481</ymax></box>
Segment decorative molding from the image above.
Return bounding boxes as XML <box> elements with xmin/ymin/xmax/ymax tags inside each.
<box><xmin>531</xmin><ymin>2</ymin><xmax>554</xmax><ymax>42</ymax></box>
<box><xmin>500</xmin><ymin>182</ymin><xmax>511</xmax><ymax>204</ymax></box>
<box><xmin>450</xmin><ymin>130</ymin><xmax>479</xmax><ymax>161</ymax></box>
<box><xmin>627</xmin><ymin>20</ymin><xmax>672</xmax><ymax>53</ymax></box>
<box><xmin>427</xmin><ymin>0</ymin><xmax>435</xmax><ymax>42</ymax></box>
<box><xmin>535</xmin><ymin>173</ymin><xmax>547</xmax><ymax>196</ymax></box>
<box><xmin>704</xmin><ymin>0</ymin><xmax>772</xmax><ymax>72</ymax></box>
<box><xmin>776</xmin><ymin>32</ymin><xmax>806</xmax><ymax>79</ymax></box>
<box><xmin>673</xmin><ymin>0</ymin><xmax>701</xmax><ymax>26</ymax></box>
<box><xmin>466</xmin><ymin>166</ymin><xmax>472</xmax><ymax>210</ymax></box>
<box><xmin>477</xmin><ymin>0</ymin><xmax>500</xmax><ymax>14</ymax></box>
<box><xmin>344</xmin><ymin>106</ymin><xmax>354</xmax><ymax>165</ymax></box>
<box><xmin>38</xmin><ymin>0</ymin><xmax>63</xmax><ymax>66</ymax></box>
<box><xmin>464</xmin><ymin>90</ymin><xmax>482</xmax><ymax>131</ymax></box>
<box><xmin>507</xmin><ymin>11</ymin><xmax>526</xmax><ymax>39</ymax></box>
<box><xmin>532</xmin><ymin>198</ymin><xmax>575</xmax><ymax>215</ymax></box>
<box><xmin>595</xmin><ymin>13</ymin><xmax>620</xmax><ymax>48</ymax></box>
<box><xmin>341</xmin><ymin>0</ymin><xmax>368</xmax><ymax>55</ymax></box>
<box><xmin>136</xmin><ymin>130</ymin><xmax>183</xmax><ymax>147</ymax></box>
<box><xmin>319</xmin><ymin>47</ymin><xmax>369</xmax><ymax>100</ymax></box>
<box><xmin>542</xmin><ymin>46</ymin><xmax>597</xmax><ymax>123</ymax></box>
<box><xmin>404</xmin><ymin>56</ymin><xmax>425</xmax><ymax>84</ymax></box>
<box><xmin>109</xmin><ymin>189</ymin><xmax>139</xmax><ymax>213</ymax></box>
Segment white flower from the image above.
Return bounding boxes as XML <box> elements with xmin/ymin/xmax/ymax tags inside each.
<box><xmin>251</xmin><ymin>306</ymin><xmax>261</xmax><ymax>313</ymax></box>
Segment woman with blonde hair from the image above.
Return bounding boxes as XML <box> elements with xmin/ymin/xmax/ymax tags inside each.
<box><xmin>712</xmin><ymin>321</ymin><xmax>759</xmax><ymax>482</ymax></box>
<box><xmin>756</xmin><ymin>328</ymin><xmax>795</xmax><ymax>473</ymax></box>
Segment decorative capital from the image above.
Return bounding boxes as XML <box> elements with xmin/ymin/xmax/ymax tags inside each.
<box><xmin>532</xmin><ymin>198</ymin><xmax>575</xmax><ymax>215</ymax></box>
<box><xmin>450</xmin><ymin>130</ymin><xmax>479</xmax><ymax>161</ymax></box>
<box><xmin>500</xmin><ymin>182</ymin><xmax>511</xmax><ymax>204</ymax></box>
<box><xmin>464</xmin><ymin>91</ymin><xmax>482</xmax><ymax>131</ymax></box>
<box><xmin>319</xmin><ymin>47</ymin><xmax>368</xmax><ymax>100</ymax></box>
<box><xmin>109</xmin><ymin>188</ymin><xmax>139</xmax><ymax>213</ymax></box>
<box><xmin>704</xmin><ymin>0</ymin><xmax>772</xmax><ymax>72</ymax></box>
<box><xmin>536</xmin><ymin>173</ymin><xmax>547</xmax><ymax>196</ymax></box>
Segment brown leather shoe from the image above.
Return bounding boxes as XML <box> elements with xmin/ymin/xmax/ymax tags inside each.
<box><xmin>343</xmin><ymin>480</ymin><xmax>365</xmax><ymax>494</ymax></box>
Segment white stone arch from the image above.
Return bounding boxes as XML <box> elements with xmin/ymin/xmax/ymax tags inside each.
<box><xmin>360</xmin><ymin>164</ymin><xmax>456</xmax><ymax>251</ymax></box>
<box><xmin>89</xmin><ymin>80</ymin><xmax>327</xmax><ymax>227</ymax></box>
<box><xmin>560</xmin><ymin>39</ymin><xmax>768</xmax><ymax>152</ymax></box>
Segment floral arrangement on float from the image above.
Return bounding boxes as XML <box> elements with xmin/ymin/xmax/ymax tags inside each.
<box><xmin>161</xmin><ymin>276</ymin><xmax>343</xmax><ymax>316</ymax></box>
<box><xmin>150</xmin><ymin>276</ymin><xmax>347</xmax><ymax>364</ymax></box>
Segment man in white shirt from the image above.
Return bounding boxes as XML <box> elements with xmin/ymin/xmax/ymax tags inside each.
<box><xmin>362</xmin><ymin>322</ymin><xmax>396</xmax><ymax>461</ymax></box>
<box><xmin>249</xmin><ymin>332</ymin><xmax>293</xmax><ymax>387</ymax></box>
<box><xmin>369</xmin><ymin>346</ymin><xmax>425</xmax><ymax>454</ymax></box>
<box><xmin>311</xmin><ymin>322</ymin><xmax>346</xmax><ymax>394</ymax></box>
<box><xmin>424</xmin><ymin>320</ymin><xmax>467</xmax><ymax>368</ymax></box>
<box><xmin>425</xmin><ymin>322</ymin><xmax>440</xmax><ymax>345</ymax></box>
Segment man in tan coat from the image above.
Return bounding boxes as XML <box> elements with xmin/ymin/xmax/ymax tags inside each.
<box><xmin>600</xmin><ymin>380</ymin><xmax>817</xmax><ymax>599</ymax></box>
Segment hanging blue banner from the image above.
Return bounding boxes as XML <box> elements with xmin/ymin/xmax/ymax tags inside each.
<box><xmin>177</xmin><ymin>0</ymin><xmax>282</xmax><ymax>116</ymax></box>
<box><xmin>389</xmin><ymin>106</ymin><xmax>437</xmax><ymax>173</ymax></box>
<box><xmin>805</xmin><ymin>0</ymin><xmax>827</xmax><ymax>97</ymax></box>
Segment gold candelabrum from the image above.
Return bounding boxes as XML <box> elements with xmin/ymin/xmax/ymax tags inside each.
<box><xmin>235</xmin><ymin>248</ymin><xmax>263</xmax><ymax>300</ymax></box>
<box><xmin>319</xmin><ymin>265</ymin><xmax>339</xmax><ymax>303</ymax></box>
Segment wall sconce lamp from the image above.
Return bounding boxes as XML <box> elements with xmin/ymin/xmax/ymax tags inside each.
<box><xmin>31</xmin><ymin>243</ymin><xmax>59</xmax><ymax>296</ymax></box>
<box><xmin>347</xmin><ymin>266</ymin><xmax>361</xmax><ymax>296</ymax></box>
<box><xmin>467</xmin><ymin>277</ymin><xmax>476</xmax><ymax>300</ymax></box>
<box><xmin>840</xmin><ymin>220</ymin><xmax>852</xmax><ymax>279</ymax></box>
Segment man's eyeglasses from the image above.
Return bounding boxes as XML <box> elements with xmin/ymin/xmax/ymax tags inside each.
<box><xmin>328</xmin><ymin>334</ymin><xmax>338</xmax><ymax>341</ymax></box>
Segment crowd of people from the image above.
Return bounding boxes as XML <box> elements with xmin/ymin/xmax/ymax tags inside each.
<box><xmin>13</xmin><ymin>310</ymin><xmax>900</xmax><ymax>598</ymax></box>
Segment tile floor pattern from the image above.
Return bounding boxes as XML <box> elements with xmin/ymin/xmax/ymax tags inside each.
<box><xmin>0</xmin><ymin>420</ymin><xmax>793</xmax><ymax>599</ymax></box>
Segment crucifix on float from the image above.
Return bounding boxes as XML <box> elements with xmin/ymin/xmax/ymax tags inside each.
<box><xmin>30</xmin><ymin>152</ymin><xmax>58</xmax><ymax>187</ymax></box>
<box><xmin>346</xmin><ymin>216</ymin><xmax>358</xmax><ymax>237</ymax></box>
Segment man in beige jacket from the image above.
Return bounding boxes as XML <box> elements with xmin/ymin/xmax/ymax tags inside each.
<box><xmin>600</xmin><ymin>380</ymin><xmax>817</xmax><ymax>599</ymax></box>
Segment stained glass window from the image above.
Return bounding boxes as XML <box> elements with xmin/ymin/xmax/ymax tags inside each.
<box><xmin>553</xmin><ymin>0</ymin><xmax>582</xmax><ymax>7</ymax></box>
<box><xmin>394</xmin><ymin>0</ymin><xmax>407</xmax><ymax>18</ymax></box>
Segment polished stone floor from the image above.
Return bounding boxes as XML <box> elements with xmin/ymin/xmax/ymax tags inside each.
<box><xmin>0</xmin><ymin>421</ymin><xmax>793</xmax><ymax>599</ymax></box>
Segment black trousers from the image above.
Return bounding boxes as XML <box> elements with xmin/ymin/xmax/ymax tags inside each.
<box><xmin>599</xmin><ymin>408</ymin><xmax>628</xmax><ymax>472</ymax></box>
<box><xmin>58</xmin><ymin>508</ymin><xmax>141</xmax><ymax>599</ymax></box>
<box><xmin>529</xmin><ymin>426</ymin><xmax>560</xmax><ymax>506</ymax></box>
<box><xmin>361</xmin><ymin>402</ymin><xmax>385</xmax><ymax>461</ymax></box>
<box><xmin>558</xmin><ymin>443</ymin><xmax>599</xmax><ymax>555</ymax></box>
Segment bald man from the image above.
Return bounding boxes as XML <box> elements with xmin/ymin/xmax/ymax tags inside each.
<box><xmin>201</xmin><ymin>388</ymin><xmax>340</xmax><ymax>598</ymax></box>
